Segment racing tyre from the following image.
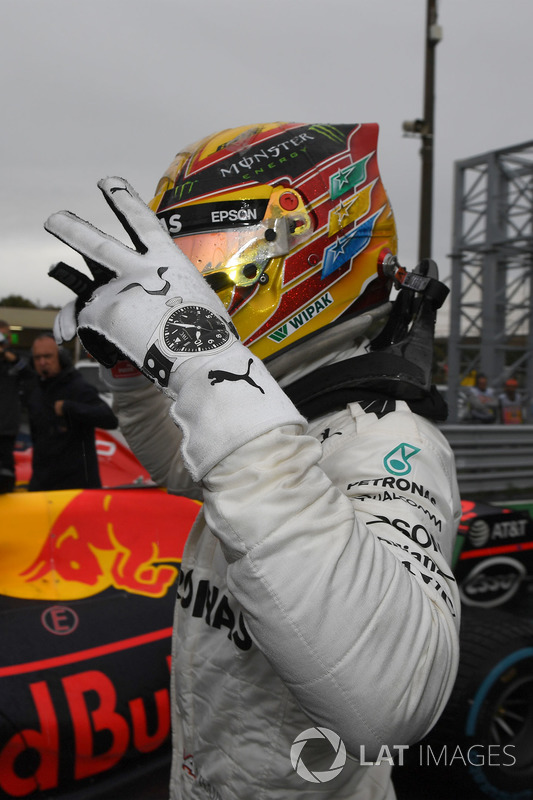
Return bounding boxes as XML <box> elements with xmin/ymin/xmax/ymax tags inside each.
<box><xmin>419</xmin><ymin>608</ymin><xmax>533</xmax><ymax>800</ymax></box>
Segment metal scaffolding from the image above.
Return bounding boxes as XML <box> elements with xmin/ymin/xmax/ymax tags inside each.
<box><xmin>447</xmin><ymin>140</ymin><xmax>533</xmax><ymax>422</ymax></box>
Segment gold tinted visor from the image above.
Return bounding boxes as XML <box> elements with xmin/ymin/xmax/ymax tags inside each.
<box><xmin>173</xmin><ymin>188</ymin><xmax>314</xmax><ymax>288</ymax></box>
<box><xmin>175</xmin><ymin>218</ymin><xmax>288</xmax><ymax>287</ymax></box>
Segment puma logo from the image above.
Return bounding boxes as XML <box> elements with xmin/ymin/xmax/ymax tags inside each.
<box><xmin>320</xmin><ymin>427</ymin><xmax>342</xmax><ymax>443</ymax></box>
<box><xmin>119</xmin><ymin>266</ymin><xmax>171</xmax><ymax>296</ymax></box>
<box><xmin>208</xmin><ymin>358</ymin><xmax>265</xmax><ymax>394</ymax></box>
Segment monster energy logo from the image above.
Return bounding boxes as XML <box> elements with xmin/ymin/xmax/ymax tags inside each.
<box><xmin>167</xmin><ymin>180</ymin><xmax>198</xmax><ymax>203</ymax></box>
<box><xmin>308</xmin><ymin>124</ymin><xmax>346</xmax><ymax>143</ymax></box>
<box><xmin>268</xmin><ymin>293</ymin><xmax>333</xmax><ymax>342</ymax></box>
<box><xmin>220</xmin><ymin>132</ymin><xmax>315</xmax><ymax>178</ymax></box>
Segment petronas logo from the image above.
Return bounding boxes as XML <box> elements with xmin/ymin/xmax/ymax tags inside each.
<box><xmin>384</xmin><ymin>443</ymin><xmax>421</xmax><ymax>476</ymax></box>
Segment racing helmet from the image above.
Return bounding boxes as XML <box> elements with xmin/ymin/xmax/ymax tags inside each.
<box><xmin>149</xmin><ymin>123</ymin><xmax>398</xmax><ymax>364</ymax></box>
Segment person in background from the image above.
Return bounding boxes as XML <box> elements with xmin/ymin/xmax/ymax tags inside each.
<box><xmin>465</xmin><ymin>372</ymin><xmax>499</xmax><ymax>423</ymax></box>
<box><xmin>23</xmin><ymin>333</ymin><xmax>118</xmax><ymax>490</ymax></box>
<box><xmin>0</xmin><ymin>320</ymin><xmax>31</xmax><ymax>492</ymax></box>
<box><xmin>499</xmin><ymin>377</ymin><xmax>526</xmax><ymax>424</ymax></box>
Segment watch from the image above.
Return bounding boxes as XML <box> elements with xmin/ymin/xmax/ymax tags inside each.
<box><xmin>162</xmin><ymin>304</ymin><xmax>231</xmax><ymax>353</ymax></box>
<box><xmin>142</xmin><ymin>302</ymin><xmax>237</xmax><ymax>388</ymax></box>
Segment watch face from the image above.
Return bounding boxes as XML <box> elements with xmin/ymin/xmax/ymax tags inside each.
<box><xmin>162</xmin><ymin>305</ymin><xmax>231</xmax><ymax>353</ymax></box>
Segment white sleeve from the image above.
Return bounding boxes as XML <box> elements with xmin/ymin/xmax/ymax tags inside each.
<box><xmin>113</xmin><ymin>382</ymin><xmax>201</xmax><ymax>499</ymax></box>
<box><xmin>200</xmin><ymin>406</ymin><xmax>461</xmax><ymax>758</ymax></box>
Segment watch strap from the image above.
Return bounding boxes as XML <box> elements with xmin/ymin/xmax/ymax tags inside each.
<box><xmin>143</xmin><ymin>344</ymin><xmax>174</xmax><ymax>388</ymax></box>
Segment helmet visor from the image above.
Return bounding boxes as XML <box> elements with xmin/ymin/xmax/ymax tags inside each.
<box><xmin>165</xmin><ymin>188</ymin><xmax>314</xmax><ymax>288</ymax></box>
<box><xmin>175</xmin><ymin>217</ymin><xmax>295</xmax><ymax>287</ymax></box>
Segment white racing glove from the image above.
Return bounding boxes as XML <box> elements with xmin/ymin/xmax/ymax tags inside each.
<box><xmin>45</xmin><ymin>177</ymin><xmax>306</xmax><ymax>480</ymax></box>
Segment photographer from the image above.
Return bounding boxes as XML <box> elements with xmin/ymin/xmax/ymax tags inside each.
<box><xmin>22</xmin><ymin>333</ymin><xmax>118</xmax><ymax>491</ymax></box>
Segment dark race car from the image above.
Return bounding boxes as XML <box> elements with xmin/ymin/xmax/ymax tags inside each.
<box><xmin>395</xmin><ymin>499</ymin><xmax>533</xmax><ymax>800</ymax></box>
<box><xmin>0</xmin><ymin>486</ymin><xmax>200</xmax><ymax>800</ymax></box>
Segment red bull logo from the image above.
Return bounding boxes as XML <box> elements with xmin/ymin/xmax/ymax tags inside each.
<box><xmin>0</xmin><ymin>649</ymin><xmax>173</xmax><ymax>797</ymax></box>
<box><xmin>21</xmin><ymin>489</ymin><xmax>200</xmax><ymax>598</ymax></box>
<box><xmin>0</xmin><ymin>489</ymin><xmax>200</xmax><ymax>601</ymax></box>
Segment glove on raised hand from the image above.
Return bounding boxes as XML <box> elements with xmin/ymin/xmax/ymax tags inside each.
<box><xmin>45</xmin><ymin>177</ymin><xmax>305</xmax><ymax>480</ymax></box>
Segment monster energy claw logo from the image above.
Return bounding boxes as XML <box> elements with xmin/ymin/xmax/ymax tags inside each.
<box><xmin>384</xmin><ymin>443</ymin><xmax>421</xmax><ymax>476</ymax></box>
<box><xmin>308</xmin><ymin>124</ymin><xmax>346</xmax><ymax>143</ymax></box>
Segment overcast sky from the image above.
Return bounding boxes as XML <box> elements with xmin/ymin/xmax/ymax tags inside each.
<box><xmin>1</xmin><ymin>0</ymin><xmax>532</xmax><ymax>321</ymax></box>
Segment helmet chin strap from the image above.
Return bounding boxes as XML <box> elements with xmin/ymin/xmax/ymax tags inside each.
<box><xmin>281</xmin><ymin>258</ymin><xmax>450</xmax><ymax>421</ymax></box>
<box><xmin>266</xmin><ymin>304</ymin><xmax>392</xmax><ymax>387</ymax></box>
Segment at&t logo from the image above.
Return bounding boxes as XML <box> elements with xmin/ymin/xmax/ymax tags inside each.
<box><xmin>290</xmin><ymin>727</ymin><xmax>346</xmax><ymax>783</ymax></box>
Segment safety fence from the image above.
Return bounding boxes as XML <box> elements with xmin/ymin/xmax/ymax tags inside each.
<box><xmin>440</xmin><ymin>424</ymin><xmax>533</xmax><ymax>500</ymax></box>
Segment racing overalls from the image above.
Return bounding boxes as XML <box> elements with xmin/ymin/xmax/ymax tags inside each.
<box><xmin>113</xmin><ymin>373</ymin><xmax>461</xmax><ymax>800</ymax></box>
